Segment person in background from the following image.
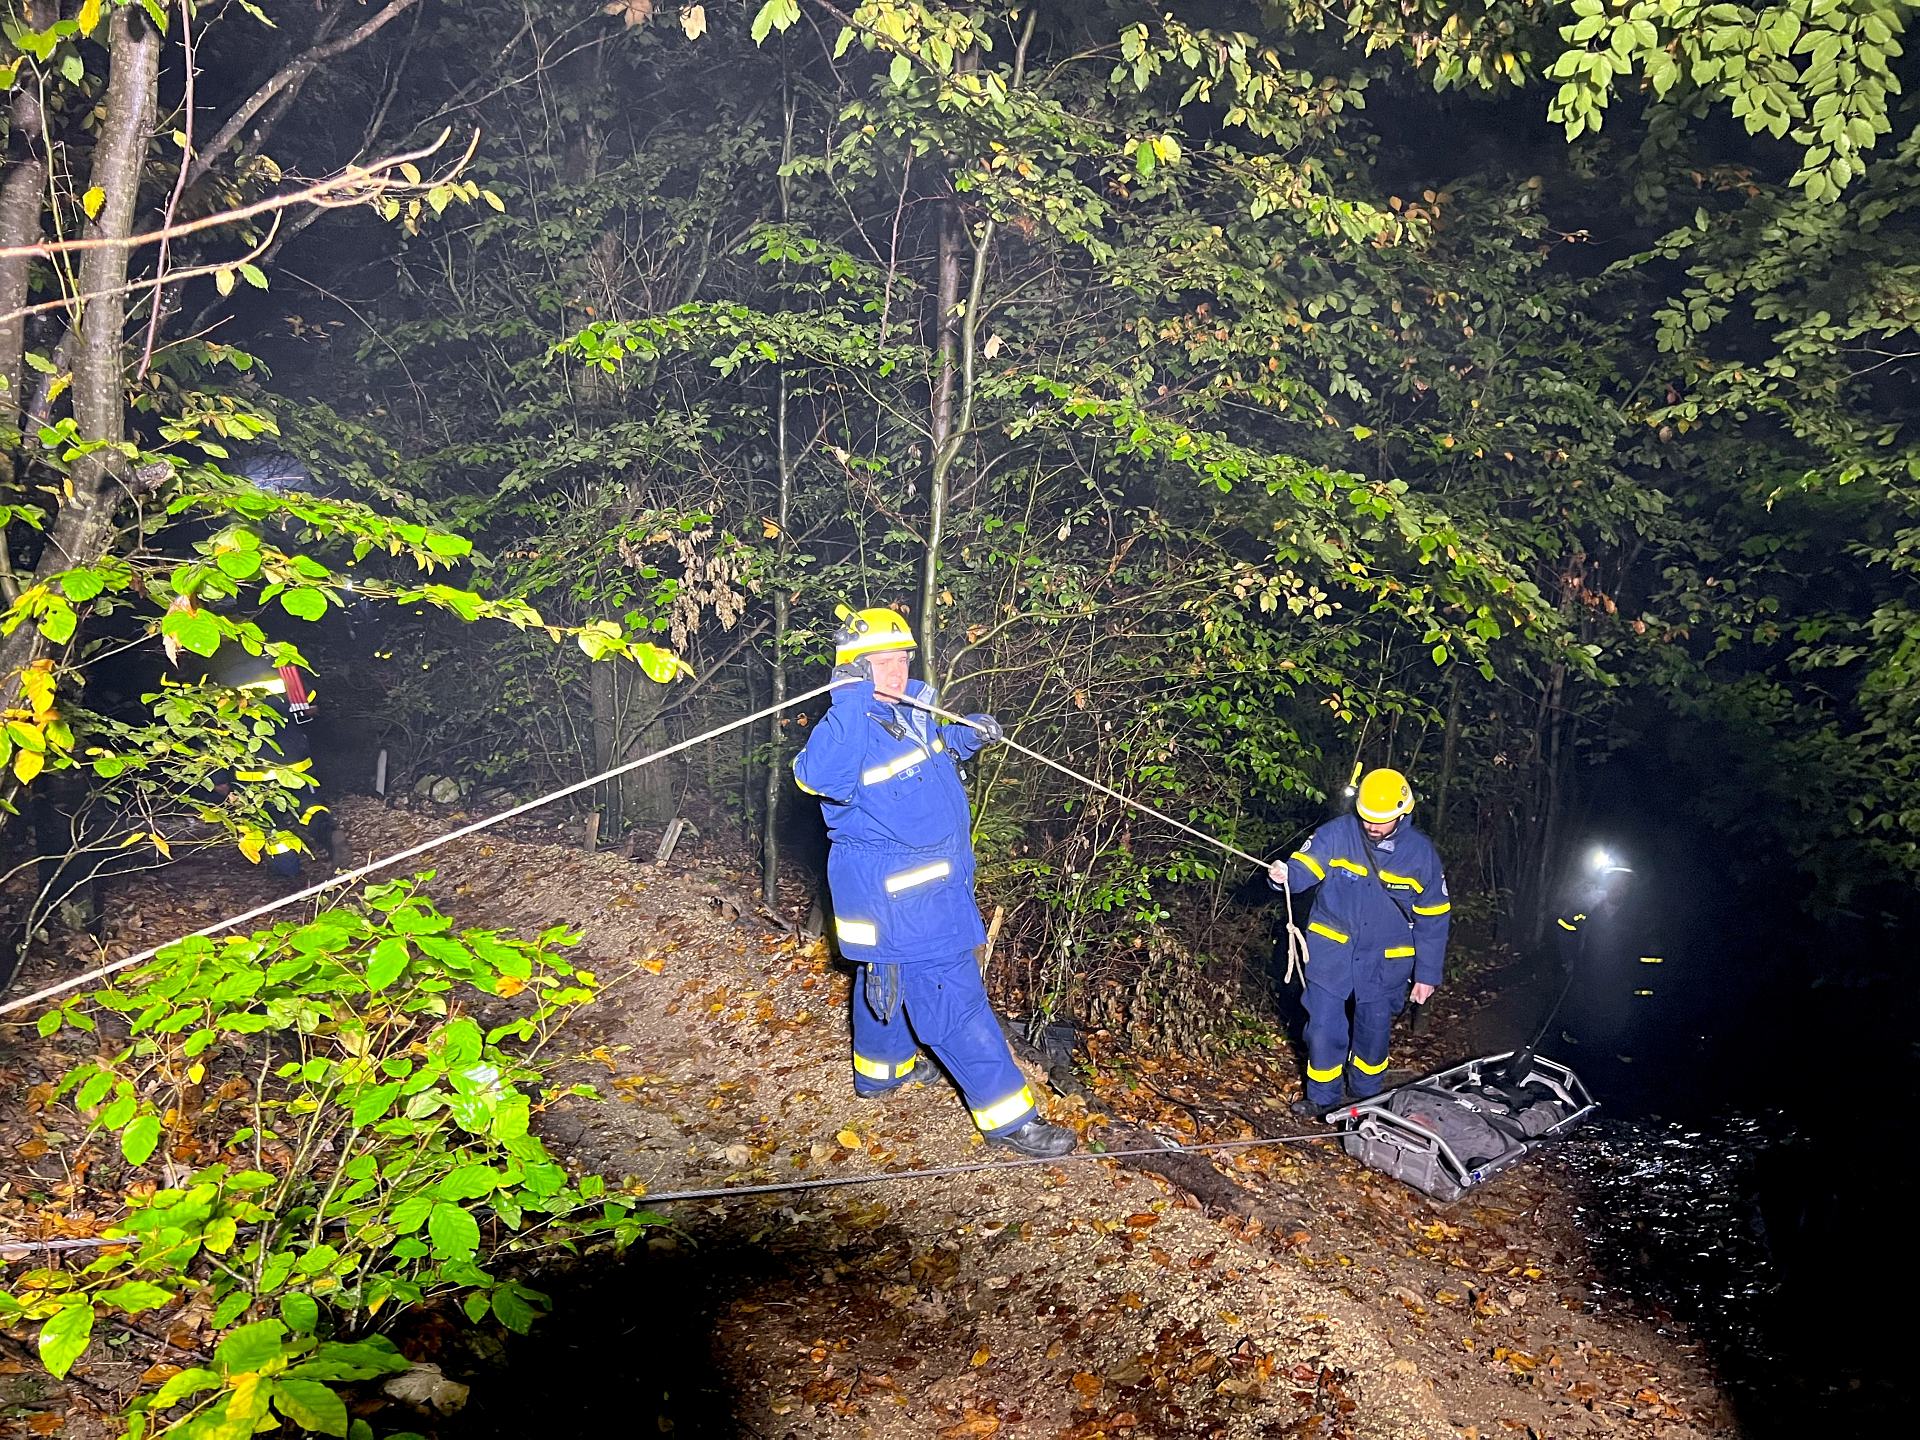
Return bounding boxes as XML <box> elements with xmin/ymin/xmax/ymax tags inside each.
<box><xmin>793</xmin><ymin>605</ymin><xmax>1075</xmax><ymax>1158</ymax></box>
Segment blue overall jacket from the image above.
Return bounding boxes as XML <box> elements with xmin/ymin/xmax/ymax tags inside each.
<box><xmin>792</xmin><ymin>678</ymin><xmax>990</xmax><ymax>963</ymax></box>
<box><xmin>1274</xmin><ymin>813</ymin><xmax>1451</xmax><ymax>996</ymax></box>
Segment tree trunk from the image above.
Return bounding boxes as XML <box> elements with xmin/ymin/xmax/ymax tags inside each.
<box><xmin>590</xmin><ymin>660</ymin><xmax>618</xmax><ymax>834</ymax></box>
<box><xmin>1</xmin><ymin>4</ymin><xmax>54</xmax><ymax>449</ymax></box>
<box><xmin>761</xmin><ymin>88</ymin><xmax>796</xmax><ymax>908</ymax></box>
<box><xmin>1432</xmin><ymin>668</ymin><xmax>1463</xmax><ymax>836</ymax></box>
<box><xmin>919</xmin><ymin>189</ymin><xmax>965</xmax><ymax>684</ymax></box>
<box><xmin>615</xmin><ymin>663</ymin><xmax>671</xmax><ymax>828</ymax></box>
<box><xmin>0</xmin><ymin>6</ymin><xmax>161</xmax><ymax>712</ymax></box>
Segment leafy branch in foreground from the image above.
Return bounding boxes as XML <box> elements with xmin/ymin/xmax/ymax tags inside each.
<box><xmin>2</xmin><ymin>876</ymin><xmax>660</xmax><ymax>1440</ymax></box>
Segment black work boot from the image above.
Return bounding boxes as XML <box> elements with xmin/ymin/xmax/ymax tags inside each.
<box><xmin>1290</xmin><ymin>1097</ymin><xmax>1339</xmax><ymax>1120</ymax></box>
<box><xmin>989</xmin><ymin>1117</ymin><xmax>1077</xmax><ymax>1158</ymax></box>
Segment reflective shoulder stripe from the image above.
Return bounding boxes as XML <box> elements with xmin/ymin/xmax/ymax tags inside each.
<box><xmin>793</xmin><ymin>769</ymin><xmax>825</xmax><ymax>797</ymax></box>
<box><xmin>1328</xmin><ymin>857</ymin><xmax>1368</xmax><ymax>876</ymax></box>
<box><xmin>1291</xmin><ymin>851</ymin><xmax>1326</xmax><ymax>880</ymax></box>
<box><xmin>971</xmin><ymin>1084</ymin><xmax>1036</xmax><ymax>1133</ymax></box>
<box><xmin>836</xmin><ymin>919</ymin><xmax>878</xmax><ymax>947</ymax></box>
<box><xmin>884</xmin><ymin>859</ymin><xmax>952</xmax><ymax>893</ymax></box>
<box><xmin>1555</xmin><ymin>916</ymin><xmax>1577</xmax><ymax>931</ymax></box>
<box><xmin>860</xmin><ymin>747</ymin><xmax>930</xmax><ymax>786</ymax></box>
<box><xmin>1308</xmin><ymin>921</ymin><xmax>1350</xmax><ymax>944</ymax></box>
<box><xmin>1350</xmin><ymin>1052</ymin><xmax>1389</xmax><ymax>1076</ymax></box>
<box><xmin>1414</xmin><ymin>901</ymin><xmax>1452</xmax><ymax>917</ymax></box>
<box><xmin>1306</xmin><ymin>1060</ymin><xmax>1344</xmax><ymax>1083</ymax></box>
<box><xmin>1384</xmin><ymin>945</ymin><xmax>1416</xmax><ymax>959</ymax></box>
<box><xmin>1376</xmin><ymin>869</ymin><xmax>1424</xmax><ymax>893</ymax></box>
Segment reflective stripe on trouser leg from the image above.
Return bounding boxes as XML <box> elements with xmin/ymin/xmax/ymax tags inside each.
<box><xmin>1347</xmin><ymin>997</ymin><xmax>1396</xmax><ymax>1099</ymax></box>
<box><xmin>1301</xmin><ymin>982</ymin><xmax>1351</xmax><ymax>1107</ymax></box>
<box><xmin>899</xmin><ymin>952</ymin><xmax>1035</xmax><ymax>1136</ymax></box>
<box><xmin>850</xmin><ymin>971</ymin><xmax>919</xmax><ymax>1096</ymax></box>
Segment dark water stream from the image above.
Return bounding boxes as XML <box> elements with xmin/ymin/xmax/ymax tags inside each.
<box><xmin>1463</xmin><ymin>894</ymin><xmax>1907</xmax><ymax>1436</ymax></box>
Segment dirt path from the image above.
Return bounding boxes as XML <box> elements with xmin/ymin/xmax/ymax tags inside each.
<box><xmin>5</xmin><ymin>800</ymin><xmax>1739</xmax><ymax>1439</ymax></box>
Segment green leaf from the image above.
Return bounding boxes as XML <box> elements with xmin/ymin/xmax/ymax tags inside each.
<box><xmin>889</xmin><ymin>53</ymin><xmax>912</xmax><ymax>86</ymax></box>
<box><xmin>215</xmin><ymin>1319</ymin><xmax>289</xmax><ymax>1374</ymax></box>
<box><xmin>490</xmin><ymin>1283</ymin><xmax>543</xmax><ymax>1335</ymax></box>
<box><xmin>365</xmin><ymin>937</ymin><xmax>409</xmax><ymax>991</ymax></box>
<box><xmin>121</xmin><ymin>1113</ymin><xmax>163</xmax><ymax>1166</ymax></box>
<box><xmin>38</xmin><ymin>1302</ymin><xmax>94</xmax><ymax>1378</ymax></box>
<box><xmin>279</xmin><ymin>1292</ymin><xmax>320</xmax><ymax>1335</ymax></box>
<box><xmin>280</xmin><ymin>588</ymin><xmax>329</xmax><ymax>621</ymax></box>
<box><xmin>96</xmin><ymin>1281</ymin><xmax>174</xmax><ymax>1314</ymax></box>
<box><xmin>212</xmin><ymin>1289</ymin><xmax>252</xmax><ymax>1328</ymax></box>
<box><xmin>153</xmin><ymin>1366</ymin><xmax>222</xmax><ymax>1407</ymax></box>
<box><xmin>435</xmin><ymin>1165</ymin><xmax>500</xmax><ymax>1200</ymax></box>
<box><xmin>351</xmin><ymin>1081</ymin><xmax>402</xmax><ymax>1127</ymax></box>
<box><xmin>273</xmin><ymin>1378</ymin><xmax>349</xmax><ymax>1436</ymax></box>
<box><xmin>390</xmin><ymin>1193</ymin><xmax>433</xmax><ymax>1234</ymax></box>
<box><xmin>427</xmin><ymin>1201</ymin><xmax>480</xmax><ymax>1260</ymax></box>
<box><xmin>161</xmin><ymin>607</ymin><xmax>222</xmax><ymax>658</ymax></box>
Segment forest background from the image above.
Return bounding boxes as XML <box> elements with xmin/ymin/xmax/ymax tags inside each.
<box><xmin>4</xmin><ymin>0</ymin><xmax>1919</xmax><ymax>1432</ymax></box>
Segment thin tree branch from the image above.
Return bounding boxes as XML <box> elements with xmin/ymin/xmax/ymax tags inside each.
<box><xmin>185</xmin><ymin>0</ymin><xmax>424</xmax><ymax>190</ymax></box>
<box><xmin>0</xmin><ymin>128</ymin><xmax>471</xmax><ymax>267</ymax></box>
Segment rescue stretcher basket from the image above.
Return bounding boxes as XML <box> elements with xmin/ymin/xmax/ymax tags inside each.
<box><xmin>1327</xmin><ymin>1052</ymin><xmax>1596</xmax><ymax>1202</ymax></box>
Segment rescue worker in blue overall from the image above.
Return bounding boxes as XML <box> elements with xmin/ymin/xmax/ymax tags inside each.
<box><xmin>1267</xmin><ymin>768</ymin><xmax>1451</xmax><ymax>1117</ymax></box>
<box><xmin>793</xmin><ymin>606</ymin><xmax>1076</xmax><ymax>1159</ymax></box>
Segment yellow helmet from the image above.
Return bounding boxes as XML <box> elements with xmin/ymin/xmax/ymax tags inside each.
<box><xmin>832</xmin><ymin>605</ymin><xmax>917</xmax><ymax>666</ymax></box>
<box><xmin>1355</xmin><ymin>767</ymin><xmax>1414</xmax><ymax>824</ymax></box>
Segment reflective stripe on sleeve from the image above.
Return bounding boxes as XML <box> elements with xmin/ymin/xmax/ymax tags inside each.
<box><xmin>1291</xmin><ymin>851</ymin><xmax>1325</xmax><ymax>880</ymax></box>
<box><xmin>1329</xmin><ymin>858</ymin><xmax>1368</xmax><ymax>876</ymax></box>
<box><xmin>1556</xmin><ymin>916</ymin><xmax>1577</xmax><ymax>931</ymax></box>
<box><xmin>1308</xmin><ymin>921</ymin><xmax>1350</xmax><ymax>944</ymax></box>
<box><xmin>1306</xmin><ymin>1061</ymin><xmax>1344</xmax><ymax>1083</ymax></box>
<box><xmin>861</xmin><ymin>748</ymin><xmax>930</xmax><ymax>786</ymax></box>
<box><xmin>836</xmin><ymin>919</ymin><xmax>878</xmax><ymax>947</ymax></box>
<box><xmin>1376</xmin><ymin>869</ymin><xmax>1424</xmax><ymax>893</ymax></box>
<box><xmin>884</xmin><ymin>859</ymin><xmax>952</xmax><ymax>893</ymax></box>
<box><xmin>1350</xmin><ymin>1052</ymin><xmax>1389</xmax><ymax>1076</ymax></box>
<box><xmin>1413</xmin><ymin>901</ymin><xmax>1452</xmax><ymax>917</ymax></box>
<box><xmin>971</xmin><ymin>1084</ymin><xmax>1036</xmax><ymax>1133</ymax></box>
<box><xmin>1384</xmin><ymin>945</ymin><xmax>1415</xmax><ymax>959</ymax></box>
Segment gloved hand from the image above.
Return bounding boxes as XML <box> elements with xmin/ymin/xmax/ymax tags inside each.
<box><xmin>831</xmin><ymin>656</ymin><xmax>873</xmax><ymax>686</ymax></box>
<box><xmin>830</xmin><ymin>656</ymin><xmax>873</xmax><ymax>703</ymax></box>
<box><xmin>964</xmin><ymin>713</ymin><xmax>1004</xmax><ymax>744</ymax></box>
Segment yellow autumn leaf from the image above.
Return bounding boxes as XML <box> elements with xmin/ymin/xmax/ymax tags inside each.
<box><xmin>77</xmin><ymin>0</ymin><xmax>101</xmax><ymax>36</ymax></box>
<box><xmin>238</xmin><ymin>829</ymin><xmax>266</xmax><ymax>864</ymax></box>
<box><xmin>495</xmin><ymin>975</ymin><xmax>526</xmax><ymax>997</ymax></box>
<box><xmin>835</xmin><ymin>1129</ymin><xmax>862</xmax><ymax>1150</ymax></box>
<box><xmin>82</xmin><ymin>185</ymin><xmax>105</xmax><ymax>220</ymax></box>
<box><xmin>13</xmin><ymin>748</ymin><xmax>44</xmax><ymax>783</ymax></box>
<box><xmin>633</xmin><ymin>643</ymin><xmax>693</xmax><ymax>684</ymax></box>
<box><xmin>150</xmin><ymin>833</ymin><xmax>171</xmax><ymax>859</ymax></box>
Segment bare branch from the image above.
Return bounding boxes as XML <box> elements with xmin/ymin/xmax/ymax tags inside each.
<box><xmin>187</xmin><ymin>0</ymin><xmax>424</xmax><ymax>190</ymax></box>
<box><xmin>0</xmin><ymin>128</ymin><xmax>473</xmax><ymax>268</ymax></box>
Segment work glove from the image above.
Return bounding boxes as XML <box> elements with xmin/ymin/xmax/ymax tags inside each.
<box><xmin>830</xmin><ymin>656</ymin><xmax>873</xmax><ymax>703</ymax></box>
<box><xmin>963</xmin><ymin>713</ymin><xmax>1004</xmax><ymax>744</ymax></box>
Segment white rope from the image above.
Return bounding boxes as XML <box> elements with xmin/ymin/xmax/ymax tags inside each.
<box><xmin>901</xmin><ymin>694</ymin><xmax>1314</xmax><ymax>986</ymax></box>
<box><xmin>0</xmin><ymin>679</ymin><xmax>843</xmax><ymax>1019</ymax></box>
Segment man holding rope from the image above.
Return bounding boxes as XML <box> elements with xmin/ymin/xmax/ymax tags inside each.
<box><xmin>1268</xmin><ymin>768</ymin><xmax>1452</xmax><ymax>1118</ymax></box>
<box><xmin>793</xmin><ymin>606</ymin><xmax>1076</xmax><ymax>1159</ymax></box>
